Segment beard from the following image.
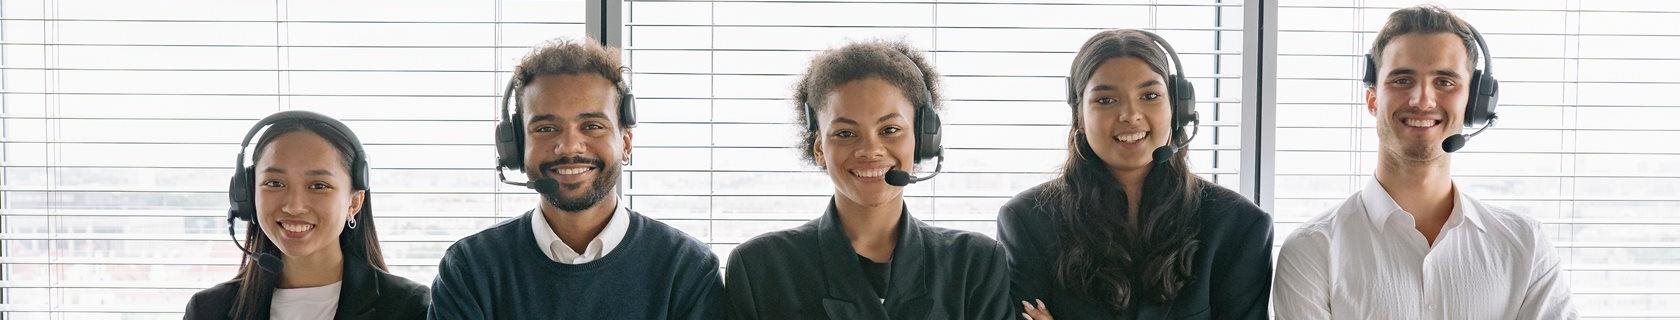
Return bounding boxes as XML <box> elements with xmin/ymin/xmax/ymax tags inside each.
<box><xmin>529</xmin><ymin>155</ymin><xmax>620</xmax><ymax>212</ymax></box>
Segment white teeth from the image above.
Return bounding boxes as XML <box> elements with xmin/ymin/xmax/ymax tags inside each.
<box><xmin>1404</xmin><ymin>119</ymin><xmax>1438</xmax><ymax>128</ymax></box>
<box><xmin>279</xmin><ymin>222</ymin><xmax>314</xmax><ymax>233</ymax></box>
<box><xmin>554</xmin><ymin>167</ymin><xmax>592</xmax><ymax>175</ymax></box>
<box><xmin>850</xmin><ymin>168</ymin><xmax>888</xmax><ymax>178</ymax></box>
<box><xmin>1115</xmin><ymin>132</ymin><xmax>1148</xmax><ymax>143</ymax></box>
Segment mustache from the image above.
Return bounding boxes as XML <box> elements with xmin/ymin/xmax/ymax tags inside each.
<box><xmin>537</xmin><ymin>155</ymin><xmax>605</xmax><ymax>173</ymax></box>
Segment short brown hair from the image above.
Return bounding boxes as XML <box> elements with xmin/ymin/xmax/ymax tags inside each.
<box><xmin>1368</xmin><ymin>4</ymin><xmax>1479</xmax><ymax>84</ymax></box>
<box><xmin>792</xmin><ymin>40</ymin><xmax>941</xmax><ymax>166</ymax></box>
<box><xmin>512</xmin><ymin>37</ymin><xmax>632</xmax><ymax>127</ymax></box>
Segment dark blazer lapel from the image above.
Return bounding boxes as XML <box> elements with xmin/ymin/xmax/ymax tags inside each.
<box><xmin>815</xmin><ymin>199</ymin><xmax>890</xmax><ymax>319</ymax></box>
<box><xmin>884</xmin><ymin>206</ymin><xmax>933</xmax><ymax>318</ymax></box>
<box><xmin>334</xmin><ymin>257</ymin><xmax>381</xmax><ymax>319</ymax></box>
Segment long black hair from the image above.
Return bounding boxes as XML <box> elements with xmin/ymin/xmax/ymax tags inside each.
<box><xmin>228</xmin><ymin>119</ymin><xmax>386</xmax><ymax>319</ymax></box>
<box><xmin>1046</xmin><ymin>29</ymin><xmax>1204</xmax><ymax>313</ymax></box>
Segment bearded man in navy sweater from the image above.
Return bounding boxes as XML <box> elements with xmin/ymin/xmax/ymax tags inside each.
<box><xmin>428</xmin><ymin>37</ymin><xmax>722</xmax><ymax>320</ymax></box>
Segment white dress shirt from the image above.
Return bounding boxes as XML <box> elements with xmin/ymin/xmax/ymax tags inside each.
<box><xmin>1274</xmin><ymin>178</ymin><xmax>1576</xmax><ymax>320</ymax></box>
<box><xmin>269</xmin><ymin>281</ymin><xmax>341</xmax><ymax>320</ymax></box>
<box><xmin>531</xmin><ymin>200</ymin><xmax>630</xmax><ymax>264</ymax></box>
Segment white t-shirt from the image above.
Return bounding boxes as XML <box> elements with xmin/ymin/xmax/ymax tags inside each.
<box><xmin>269</xmin><ymin>281</ymin><xmax>342</xmax><ymax>320</ymax></box>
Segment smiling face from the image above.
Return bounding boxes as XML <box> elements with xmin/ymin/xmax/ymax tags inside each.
<box><xmin>521</xmin><ymin>73</ymin><xmax>632</xmax><ymax>212</ymax></box>
<box><xmin>810</xmin><ymin>77</ymin><xmax>918</xmax><ymax>208</ymax></box>
<box><xmin>253</xmin><ymin>131</ymin><xmax>365</xmax><ymax>261</ymax></box>
<box><xmin>1078</xmin><ymin>57</ymin><xmax>1175</xmax><ymax>174</ymax></box>
<box><xmin>1368</xmin><ymin>32</ymin><xmax>1471</xmax><ymax>163</ymax></box>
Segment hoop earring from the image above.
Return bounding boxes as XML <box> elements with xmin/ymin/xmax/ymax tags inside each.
<box><xmin>347</xmin><ymin>218</ymin><xmax>358</xmax><ymax>229</ymax></box>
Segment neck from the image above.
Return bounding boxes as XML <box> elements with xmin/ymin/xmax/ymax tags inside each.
<box><xmin>834</xmin><ymin>194</ymin><xmax>903</xmax><ymax>263</ymax></box>
<box><xmin>1376</xmin><ymin>153</ymin><xmax>1456</xmax><ymax>243</ymax></box>
<box><xmin>541</xmin><ymin>192</ymin><xmax>620</xmax><ymax>255</ymax></box>
<box><xmin>278</xmin><ymin>243</ymin><xmax>345</xmax><ymax>289</ymax></box>
<box><xmin>1111</xmin><ymin>165</ymin><xmax>1149</xmax><ymax>226</ymax></box>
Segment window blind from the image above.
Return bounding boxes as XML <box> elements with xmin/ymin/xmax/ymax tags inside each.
<box><xmin>0</xmin><ymin>0</ymin><xmax>586</xmax><ymax>316</ymax></box>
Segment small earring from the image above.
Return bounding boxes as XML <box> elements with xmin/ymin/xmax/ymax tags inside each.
<box><xmin>347</xmin><ymin>218</ymin><xmax>358</xmax><ymax>229</ymax></box>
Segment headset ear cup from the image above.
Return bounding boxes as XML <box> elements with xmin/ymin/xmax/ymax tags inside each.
<box><xmin>1363</xmin><ymin>54</ymin><xmax>1378</xmax><ymax>86</ymax></box>
<box><xmin>495</xmin><ymin>120</ymin><xmax>523</xmax><ymax>171</ymax></box>
<box><xmin>916</xmin><ymin>104</ymin><xmax>943</xmax><ymax>161</ymax></box>
<box><xmin>619</xmin><ymin>92</ymin><xmax>638</xmax><ymax>127</ymax></box>
<box><xmin>227</xmin><ymin>166</ymin><xmax>257</xmax><ymax>221</ymax></box>
<box><xmin>1173</xmin><ymin>75</ymin><xmax>1197</xmax><ymax>128</ymax></box>
<box><xmin>1466</xmin><ymin>69</ymin><xmax>1499</xmax><ymax>127</ymax></box>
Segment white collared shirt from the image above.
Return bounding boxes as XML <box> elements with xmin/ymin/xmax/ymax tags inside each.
<box><xmin>1274</xmin><ymin>178</ymin><xmax>1577</xmax><ymax>320</ymax></box>
<box><xmin>530</xmin><ymin>200</ymin><xmax>630</xmax><ymax>264</ymax></box>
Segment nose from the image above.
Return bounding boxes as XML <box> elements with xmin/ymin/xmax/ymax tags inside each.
<box><xmin>853</xmin><ymin>131</ymin><xmax>890</xmax><ymax>161</ymax></box>
<box><xmin>550</xmin><ymin>128</ymin><xmax>588</xmax><ymax>157</ymax></box>
<box><xmin>280</xmin><ymin>188</ymin><xmax>308</xmax><ymax>216</ymax></box>
<box><xmin>1412</xmin><ymin>83</ymin><xmax>1440</xmax><ymax>111</ymax></box>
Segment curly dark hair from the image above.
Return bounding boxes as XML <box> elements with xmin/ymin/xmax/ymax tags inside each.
<box><xmin>511</xmin><ymin>37</ymin><xmax>633</xmax><ymax>127</ymax></box>
<box><xmin>791</xmin><ymin>39</ymin><xmax>941</xmax><ymax>166</ymax></box>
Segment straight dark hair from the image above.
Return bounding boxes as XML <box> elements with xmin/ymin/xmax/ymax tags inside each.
<box><xmin>1368</xmin><ymin>4</ymin><xmax>1479</xmax><ymax>87</ymax></box>
<box><xmin>228</xmin><ymin>120</ymin><xmax>386</xmax><ymax>319</ymax></box>
<box><xmin>1046</xmin><ymin>29</ymin><xmax>1204</xmax><ymax>313</ymax></box>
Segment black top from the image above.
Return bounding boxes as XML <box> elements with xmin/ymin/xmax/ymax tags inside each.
<box><xmin>858</xmin><ymin>254</ymin><xmax>890</xmax><ymax>298</ymax></box>
<box><xmin>427</xmin><ymin>209</ymin><xmax>723</xmax><ymax>320</ymax></box>
<box><xmin>183</xmin><ymin>252</ymin><xmax>430</xmax><ymax>320</ymax></box>
<box><xmin>997</xmin><ymin>180</ymin><xmax>1273</xmax><ymax>319</ymax></box>
<box><xmin>723</xmin><ymin>200</ymin><xmax>1013</xmax><ymax>320</ymax></box>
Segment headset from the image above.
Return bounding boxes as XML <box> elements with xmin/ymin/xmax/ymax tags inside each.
<box><xmin>802</xmin><ymin>47</ymin><xmax>944</xmax><ymax>187</ymax></box>
<box><xmin>226</xmin><ymin>110</ymin><xmax>370</xmax><ymax>274</ymax></box>
<box><xmin>1067</xmin><ymin>30</ymin><xmax>1201</xmax><ymax>165</ymax></box>
<box><xmin>1363</xmin><ymin>24</ymin><xmax>1499</xmax><ymax>153</ymax></box>
<box><xmin>493</xmin><ymin>67</ymin><xmax>637</xmax><ymax>188</ymax></box>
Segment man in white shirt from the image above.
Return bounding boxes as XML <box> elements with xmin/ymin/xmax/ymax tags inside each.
<box><xmin>1272</xmin><ymin>5</ymin><xmax>1576</xmax><ymax>320</ymax></box>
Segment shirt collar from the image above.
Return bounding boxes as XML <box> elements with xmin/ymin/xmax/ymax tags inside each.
<box><xmin>1361</xmin><ymin>178</ymin><xmax>1486</xmax><ymax>234</ymax></box>
<box><xmin>530</xmin><ymin>199</ymin><xmax>631</xmax><ymax>264</ymax></box>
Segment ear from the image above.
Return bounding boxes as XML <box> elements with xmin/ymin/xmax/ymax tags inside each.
<box><xmin>348</xmin><ymin>189</ymin><xmax>366</xmax><ymax>219</ymax></box>
<box><xmin>620</xmin><ymin>128</ymin><xmax>634</xmax><ymax>163</ymax></box>
<box><xmin>1365</xmin><ymin>86</ymin><xmax>1379</xmax><ymax>117</ymax></box>
<box><xmin>810</xmin><ymin>138</ymin><xmax>825</xmax><ymax>168</ymax></box>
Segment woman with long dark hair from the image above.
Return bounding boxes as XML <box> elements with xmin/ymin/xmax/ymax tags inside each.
<box><xmin>997</xmin><ymin>30</ymin><xmax>1273</xmax><ymax>319</ymax></box>
<box><xmin>185</xmin><ymin>111</ymin><xmax>428</xmax><ymax>319</ymax></box>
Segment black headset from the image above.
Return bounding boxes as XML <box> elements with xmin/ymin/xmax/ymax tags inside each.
<box><xmin>494</xmin><ymin>69</ymin><xmax>637</xmax><ymax>178</ymax></box>
<box><xmin>1363</xmin><ymin>24</ymin><xmax>1499</xmax><ymax>153</ymax></box>
<box><xmin>1067</xmin><ymin>30</ymin><xmax>1201</xmax><ymax>164</ymax></box>
<box><xmin>802</xmin><ymin>47</ymin><xmax>944</xmax><ymax>186</ymax></box>
<box><xmin>226</xmin><ymin>110</ymin><xmax>370</xmax><ymax>273</ymax></box>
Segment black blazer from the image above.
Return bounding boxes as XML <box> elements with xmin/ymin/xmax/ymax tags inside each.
<box><xmin>997</xmin><ymin>181</ymin><xmax>1273</xmax><ymax>320</ymax></box>
<box><xmin>184</xmin><ymin>255</ymin><xmax>430</xmax><ymax>320</ymax></box>
<box><xmin>724</xmin><ymin>200</ymin><xmax>1013</xmax><ymax>320</ymax></box>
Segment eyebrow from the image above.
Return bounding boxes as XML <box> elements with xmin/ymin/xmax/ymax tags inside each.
<box><xmin>831</xmin><ymin>112</ymin><xmax>904</xmax><ymax>126</ymax></box>
<box><xmin>1385</xmin><ymin>68</ymin><xmax>1464</xmax><ymax>80</ymax></box>
<box><xmin>1088</xmin><ymin>79</ymin><xmax>1164</xmax><ymax>93</ymax></box>
<box><xmin>261</xmin><ymin>167</ymin><xmax>336</xmax><ymax>176</ymax></box>
<box><xmin>527</xmin><ymin>112</ymin><xmax>612</xmax><ymax>125</ymax></box>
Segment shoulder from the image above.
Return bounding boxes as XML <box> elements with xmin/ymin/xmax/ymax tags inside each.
<box><xmin>919</xmin><ymin>223</ymin><xmax>1005</xmax><ymax>257</ymax></box>
<box><xmin>375</xmin><ymin>271</ymin><xmax>432</xmax><ymax>315</ymax></box>
<box><xmin>1278</xmin><ymin>193</ymin><xmax>1362</xmax><ymax>255</ymax></box>
<box><xmin>999</xmin><ymin>180</ymin><xmax>1061</xmax><ymax>229</ymax></box>
<box><xmin>443</xmin><ymin>211</ymin><xmax>531</xmax><ymax>260</ymax></box>
<box><xmin>732</xmin><ymin>220</ymin><xmax>817</xmax><ymax>259</ymax></box>
<box><xmin>184</xmin><ymin>279</ymin><xmax>241</xmax><ymax>318</ymax></box>
<box><xmin>1468</xmin><ymin>198</ymin><xmax>1550</xmax><ymax>248</ymax></box>
<box><xmin>1196</xmin><ymin>183</ymin><xmax>1272</xmax><ymax>229</ymax></box>
<box><xmin>627</xmin><ymin>210</ymin><xmax>719</xmax><ymax>264</ymax></box>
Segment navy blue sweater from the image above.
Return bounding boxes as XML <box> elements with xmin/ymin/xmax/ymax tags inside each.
<box><xmin>428</xmin><ymin>210</ymin><xmax>723</xmax><ymax>319</ymax></box>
